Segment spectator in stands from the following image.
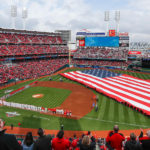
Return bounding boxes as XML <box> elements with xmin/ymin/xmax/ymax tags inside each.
<box><xmin>79</xmin><ymin>135</ymin><xmax>93</xmax><ymax>150</ymax></box>
<box><xmin>90</xmin><ymin>136</ymin><xmax>96</xmax><ymax>150</ymax></box>
<box><xmin>139</xmin><ymin>128</ymin><xmax>150</xmax><ymax>150</ymax></box>
<box><xmin>33</xmin><ymin>128</ymin><xmax>52</xmax><ymax>150</ymax></box>
<box><xmin>124</xmin><ymin>133</ymin><xmax>142</xmax><ymax>150</ymax></box>
<box><xmin>22</xmin><ymin>132</ymin><xmax>34</xmax><ymax>150</ymax></box>
<box><xmin>52</xmin><ymin>130</ymin><xmax>70</xmax><ymax>150</ymax></box>
<box><xmin>0</xmin><ymin>118</ymin><xmax>22</xmax><ymax>150</ymax></box>
<box><xmin>106</xmin><ymin>125</ymin><xmax>125</xmax><ymax>150</ymax></box>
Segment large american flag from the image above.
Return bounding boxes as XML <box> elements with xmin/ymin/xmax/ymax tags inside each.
<box><xmin>60</xmin><ymin>69</ymin><xmax>150</xmax><ymax>116</ymax></box>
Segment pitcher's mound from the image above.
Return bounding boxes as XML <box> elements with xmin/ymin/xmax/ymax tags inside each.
<box><xmin>32</xmin><ymin>94</ymin><xmax>44</xmax><ymax>98</ymax></box>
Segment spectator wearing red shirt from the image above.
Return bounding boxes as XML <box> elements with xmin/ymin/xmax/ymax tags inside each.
<box><xmin>106</xmin><ymin>125</ymin><xmax>125</xmax><ymax>150</ymax></box>
<box><xmin>139</xmin><ymin>129</ymin><xmax>150</xmax><ymax>150</ymax></box>
<box><xmin>52</xmin><ymin>130</ymin><xmax>70</xmax><ymax>150</ymax></box>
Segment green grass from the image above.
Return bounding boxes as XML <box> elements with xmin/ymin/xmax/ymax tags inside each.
<box><xmin>0</xmin><ymin>68</ymin><xmax>150</xmax><ymax>131</ymax></box>
<box><xmin>6</xmin><ymin>86</ymin><xmax>71</xmax><ymax>108</ymax></box>
<box><xmin>141</xmin><ymin>68</ymin><xmax>150</xmax><ymax>72</ymax></box>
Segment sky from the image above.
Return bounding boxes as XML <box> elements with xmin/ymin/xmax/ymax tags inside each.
<box><xmin>0</xmin><ymin>0</ymin><xmax>150</xmax><ymax>42</ymax></box>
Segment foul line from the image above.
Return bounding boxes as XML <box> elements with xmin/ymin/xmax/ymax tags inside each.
<box><xmin>82</xmin><ymin>116</ymin><xmax>150</xmax><ymax>128</ymax></box>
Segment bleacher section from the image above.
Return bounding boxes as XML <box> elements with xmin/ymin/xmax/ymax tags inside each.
<box><xmin>0</xmin><ymin>33</ymin><xmax>62</xmax><ymax>44</ymax></box>
<box><xmin>0</xmin><ymin>45</ymin><xmax>68</xmax><ymax>56</ymax></box>
<box><xmin>0</xmin><ymin>58</ymin><xmax>68</xmax><ymax>84</ymax></box>
<box><xmin>74</xmin><ymin>47</ymin><xmax>128</xmax><ymax>60</ymax></box>
<box><xmin>72</xmin><ymin>59</ymin><xmax>131</xmax><ymax>67</ymax></box>
<box><xmin>0</xmin><ymin>29</ymin><xmax>69</xmax><ymax>85</ymax></box>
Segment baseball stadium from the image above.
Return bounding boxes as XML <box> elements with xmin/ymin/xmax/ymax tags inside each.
<box><xmin>0</xmin><ymin>1</ymin><xmax>150</xmax><ymax>150</ymax></box>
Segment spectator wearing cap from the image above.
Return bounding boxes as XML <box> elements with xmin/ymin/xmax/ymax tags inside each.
<box><xmin>0</xmin><ymin>118</ymin><xmax>22</xmax><ymax>150</ymax></box>
<box><xmin>52</xmin><ymin>130</ymin><xmax>70</xmax><ymax>150</ymax></box>
<box><xmin>106</xmin><ymin>125</ymin><xmax>125</xmax><ymax>150</ymax></box>
<box><xmin>124</xmin><ymin>133</ymin><xmax>142</xmax><ymax>150</ymax></box>
<box><xmin>33</xmin><ymin>128</ymin><xmax>52</xmax><ymax>150</ymax></box>
<box><xmin>139</xmin><ymin>128</ymin><xmax>150</xmax><ymax>150</ymax></box>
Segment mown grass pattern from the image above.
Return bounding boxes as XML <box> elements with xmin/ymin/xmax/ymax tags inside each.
<box><xmin>0</xmin><ymin>68</ymin><xmax>150</xmax><ymax>131</ymax></box>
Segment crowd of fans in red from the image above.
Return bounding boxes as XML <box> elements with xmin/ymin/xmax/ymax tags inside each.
<box><xmin>0</xmin><ymin>58</ymin><xmax>68</xmax><ymax>84</ymax></box>
<box><xmin>0</xmin><ymin>118</ymin><xmax>150</xmax><ymax>150</ymax></box>
<box><xmin>72</xmin><ymin>59</ymin><xmax>131</xmax><ymax>67</ymax></box>
<box><xmin>74</xmin><ymin>47</ymin><xmax>128</xmax><ymax>60</ymax></box>
<box><xmin>0</xmin><ymin>45</ymin><xmax>68</xmax><ymax>56</ymax></box>
<box><xmin>0</xmin><ymin>33</ymin><xmax>63</xmax><ymax>44</ymax></box>
<box><xmin>142</xmin><ymin>51</ymin><xmax>150</xmax><ymax>59</ymax></box>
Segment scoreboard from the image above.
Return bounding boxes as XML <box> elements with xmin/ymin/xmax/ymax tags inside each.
<box><xmin>85</xmin><ymin>37</ymin><xmax>119</xmax><ymax>47</ymax></box>
<box><xmin>76</xmin><ymin>31</ymin><xmax>129</xmax><ymax>49</ymax></box>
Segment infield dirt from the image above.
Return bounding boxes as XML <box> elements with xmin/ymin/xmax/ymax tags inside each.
<box><xmin>33</xmin><ymin>81</ymin><xmax>95</xmax><ymax>119</ymax></box>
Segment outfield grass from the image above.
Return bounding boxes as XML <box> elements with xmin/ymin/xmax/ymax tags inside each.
<box><xmin>0</xmin><ymin>68</ymin><xmax>150</xmax><ymax>131</ymax></box>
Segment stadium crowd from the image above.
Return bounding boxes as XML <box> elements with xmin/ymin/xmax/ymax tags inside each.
<box><xmin>72</xmin><ymin>59</ymin><xmax>131</xmax><ymax>67</ymax></box>
<box><xmin>0</xmin><ymin>45</ymin><xmax>68</xmax><ymax>56</ymax></box>
<box><xmin>74</xmin><ymin>47</ymin><xmax>128</xmax><ymax>60</ymax></box>
<box><xmin>0</xmin><ymin>58</ymin><xmax>68</xmax><ymax>84</ymax></box>
<box><xmin>0</xmin><ymin>118</ymin><xmax>150</xmax><ymax>150</ymax></box>
<box><xmin>142</xmin><ymin>51</ymin><xmax>150</xmax><ymax>59</ymax></box>
<box><xmin>0</xmin><ymin>33</ymin><xmax>63</xmax><ymax>44</ymax></box>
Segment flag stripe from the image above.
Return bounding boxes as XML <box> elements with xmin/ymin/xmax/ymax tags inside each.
<box><xmin>114</xmin><ymin>76</ymin><xmax>150</xmax><ymax>89</ymax></box>
<box><xmin>62</xmin><ymin>72</ymin><xmax>150</xmax><ymax>113</ymax></box>
<box><xmin>71</xmin><ymin>72</ymin><xmax>150</xmax><ymax>106</ymax></box>
<box><xmin>107</xmin><ymin>77</ymin><xmax>150</xmax><ymax>93</ymax></box>
<box><xmin>60</xmin><ymin>70</ymin><xmax>150</xmax><ymax>116</ymax></box>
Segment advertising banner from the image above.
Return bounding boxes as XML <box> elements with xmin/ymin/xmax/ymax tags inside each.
<box><xmin>119</xmin><ymin>43</ymin><xmax>129</xmax><ymax>47</ymax></box>
<box><xmin>119</xmin><ymin>37</ymin><xmax>129</xmax><ymax>40</ymax></box>
<box><xmin>79</xmin><ymin>40</ymin><xmax>85</xmax><ymax>47</ymax></box>
<box><xmin>77</xmin><ymin>32</ymin><xmax>105</xmax><ymax>36</ymax></box>
<box><xmin>128</xmin><ymin>51</ymin><xmax>141</xmax><ymax>55</ymax></box>
<box><xmin>119</xmin><ymin>32</ymin><xmax>129</xmax><ymax>37</ymax></box>
<box><xmin>109</xmin><ymin>30</ymin><xmax>116</xmax><ymax>37</ymax></box>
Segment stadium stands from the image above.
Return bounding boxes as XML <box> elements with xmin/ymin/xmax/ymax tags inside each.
<box><xmin>0</xmin><ymin>45</ymin><xmax>68</xmax><ymax>56</ymax></box>
<box><xmin>0</xmin><ymin>29</ymin><xmax>69</xmax><ymax>85</ymax></box>
<box><xmin>0</xmin><ymin>58</ymin><xmax>68</xmax><ymax>84</ymax></box>
<box><xmin>5</xmin><ymin>128</ymin><xmax>150</xmax><ymax>150</ymax></box>
<box><xmin>0</xmin><ymin>33</ymin><xmax>62</xmax><ymax>44</ymax></box>
<box><xmin>72</xmin><ymin>59</ymin><xmax>131</xmax><ymax>67</ymax></box>
<box><xmin>74</xmin><ymin>47</ymin><xmax>128</xmax><ymax>60</ymax></box>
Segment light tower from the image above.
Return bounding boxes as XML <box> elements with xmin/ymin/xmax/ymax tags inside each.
<box><xmin>22</xmin><ymin>7</ymin><xmax>28</xmax><ymax>30</ymax></box>
<box><xmin>104</xmin><ymin>11</ymin><xmax>109</xmax><ymax>36</ymax></box>
<box><xmin>115</xmin><ymin>10</ymin><xmax>120</xmax><ymax>35</ymax></box>
<box><xmin>11</xmin><ymin>4</ymin><xmax>17</xmax><ymax>29</ymax></box>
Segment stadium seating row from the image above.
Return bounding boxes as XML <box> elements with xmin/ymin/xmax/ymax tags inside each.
<box><xmin>72</xmin><ymin>59</ymin><xmax>131</xmax><ymax>67</ymax></box>
<box><xmin>74</xmin><ymin>47</ymin><xmax>128</xmax><ymax>60</ymax></box>
<box><xmin>0</xmin><ymin>45</ymin><xmax>68</xmax><ymax>56</ymax></box>
<box><xmin>0</xmin><ymin>33</ymin><xmax>62</xmax><ymax>44</ymax></box>
<box><xmin>0</xmin><ymin>58</ymin><xmax>68</xmax><ymax>84</ymax></box>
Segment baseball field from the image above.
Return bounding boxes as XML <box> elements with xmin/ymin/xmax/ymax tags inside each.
<box><xmin>0</xmin><ymin>68</ymin><xmax>150</xmax><ymax>132</ymax></box>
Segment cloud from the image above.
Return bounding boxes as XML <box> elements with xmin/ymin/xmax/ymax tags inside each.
<box><xmin>0</xmin><ymin>0</ymin><xmax>150</xmax><ymax>42</ymax></box>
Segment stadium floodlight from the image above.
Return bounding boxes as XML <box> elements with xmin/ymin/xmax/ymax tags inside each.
<box><xmin>22</xmin><ymin>7</ymin><xmax>28</xmax><ymax>30</ymax></box>
<box><xmin>115</xmin><ymin>10</ymin><xmax>120</xmax><ymax>34</ymax></box>
<box><xmin>104</xmin><ymin>11</ymin><xmax>109</xmax><ymax>36</ymax></box>
<box><xmin>11</xmin><ymin>5</ymin><xmax>17</xmax><ymax>29</ymax></box>
<box><xmin>104</xmin><ymin>11</ymin><xmax>109</xmax><ymax>21</ymax></box>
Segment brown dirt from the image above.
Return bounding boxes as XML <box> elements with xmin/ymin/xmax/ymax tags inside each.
<box><xmin>32</xmin><ymin>94</ymin><xmax>44</xmax><ymax>98</ymax></box>
<box><xmin>4</xmin><ymin>126</ymin><xmax>150</xmax><ymax>138</ymax></box>
<box><xmin>33</xmin><ymin>81</ymin><xmax>95</xmax><ymax>119</ymax></box>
